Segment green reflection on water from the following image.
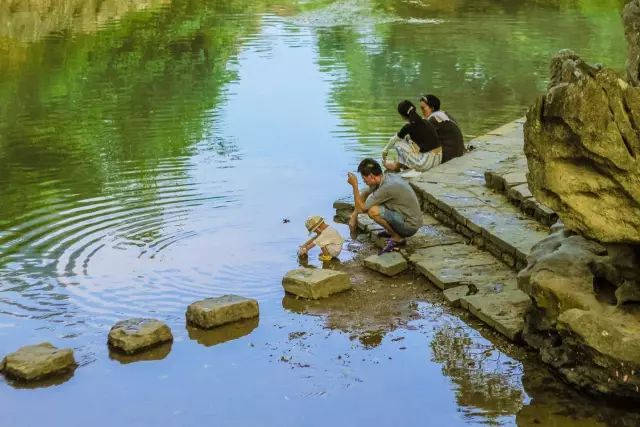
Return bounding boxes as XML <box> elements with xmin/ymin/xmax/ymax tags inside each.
<box><xmin>311</xmin><ymin>0</ymin><xmax>626</xmax><ymax>145</ymax></box>
<box><xmin>0</xmin><ymin>0</ymin><xmax>288</xmax><ymax>226</ymax></box>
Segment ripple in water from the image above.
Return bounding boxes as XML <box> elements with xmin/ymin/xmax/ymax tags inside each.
<box><xmin>0</xmin><ymin>155</ymin><xmax>239</xmax><ymax>325</ymax></box>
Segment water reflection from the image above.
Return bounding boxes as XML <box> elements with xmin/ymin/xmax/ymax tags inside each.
<box><xmin>430</xmin><ymin>323</ymin><xmax>524</xmax><ymax>422</ymax></box>
<box><xmin>282</xmin><ymin>265</ymin><xmax>429</xmax><ymax>349</ymax></box>
<box><xmin>108</xmin><ymin>341</ymin><xmax>172</xmax><ymax>364</ymax></box>
<box><xmin>187</xmin><ymin>318</ymin><xmax>259</xmax><ymax>347</ymax></box>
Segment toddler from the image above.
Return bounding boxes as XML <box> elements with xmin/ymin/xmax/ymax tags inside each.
<box><xmin>298</xmin><ymin>215</ymin><xmax>344</xmax><ymax>261</ymax></box>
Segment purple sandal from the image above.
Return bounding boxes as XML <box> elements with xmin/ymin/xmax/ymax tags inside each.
<box><xmin>379</xmin><ymin>239</ymin><xmax>406</xmax><ymax>254</ymax></box>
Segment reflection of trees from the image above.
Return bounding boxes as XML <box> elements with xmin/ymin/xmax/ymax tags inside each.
<box><xmin>0</xmin><ymin>0</ymin><xmax>170</xmax><ymax>42</ymax></box>
<box><xmin>430</xmin><ymin>323</ymin><xmax>524</xmax><ymax>422</ymax></box>
<box><xmin>312</xmin><ymin>0</ymin><xmax>626</xmax><ymax>147</ymax></box>
<box><xmin>0</xmin><ymin>0</ymin><xmax>280</xmax><ymax>225</ymax></box>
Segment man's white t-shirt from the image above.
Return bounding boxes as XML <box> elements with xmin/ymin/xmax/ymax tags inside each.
<box><xmin>315</xmin><ymin>226</ymin><xmax>344</xmax><ymax>257</ymax></box>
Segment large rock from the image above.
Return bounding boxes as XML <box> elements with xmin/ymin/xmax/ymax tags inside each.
<box><xmin>108</xmin><ymin>318</ymin><xmax>173</xmax><ymax>355</ymax></box>
<box><xmin>624</xmin><ymin>0</ymin><xmax>640</xmax><ymax>86</ymax></box>
<box><xmin>518</xmin><ymin>227</ymin><xmax>640</xmax><ymax>401</ymax></box>
<box><xmin>282</xmin><ymin>268</ymin><xmax>351</xmax><ymax>299</ymax></box>
<box><xmin>524</xmin><ymin>50</ymin><xmax>640</xmax><ymax>243</ymax></box>
<box><xmin>2</xmin><ymin>343</ymin><xmax>76</xmax><ymax>381</ymax></box>
<box><xmin>186</xmin><ymin>295</ymin><xmax>259</xmax><ymax>329</ymax></box>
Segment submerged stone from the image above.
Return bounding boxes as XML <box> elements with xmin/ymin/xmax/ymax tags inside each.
<box><xmin>108</xmin><ymin>318</ymin><xmax>173</xmax><ymax>355</ymax></box>
<box><xmin>363</xmin><ymin>252</ymin><xmax>408</xmax><ymax>277</ymax></box>
<box><xmin>2</xmin><ymin>343</ymin><xmax>76</xmax><ymax>382</ymax></box>
<box><xmin>282</xmin><ymin>268</ymin><xmax>351</xmax><ymax>299</ymax></box>
<box><xmin>186</xmin><ymin>295</ymin><xmax>259</xmax><ymax>329</ymax></box>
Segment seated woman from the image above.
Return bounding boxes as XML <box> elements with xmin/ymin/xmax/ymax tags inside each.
<box><xmin>382</xmin><ymin>100</ymin><xmax>442</xmax><ymax>172</ymax></box>
<box><xmin>419</xmin><ymin>94</ymin><xmax>464</xmax><ymax>163</ymax></box>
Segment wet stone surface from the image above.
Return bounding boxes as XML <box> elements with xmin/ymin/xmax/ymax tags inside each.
<box><xmin>2</xmin><ymin>343</ymin><xmax>76</xmax><ymax>382</ymax></box>
<box><xmin>282</xmin><ymin>268</ymin><xmax>351</xmax><ymax>299</ymax></box>
<box><xmin>108</xmin><ymin>318</ymin><xmax>173</xmax><ymax>355</ymax></box>
<box><xmin>186</xmin><ymin>295</ymin><xmax>259</xmax><ymax>329</ymax></box>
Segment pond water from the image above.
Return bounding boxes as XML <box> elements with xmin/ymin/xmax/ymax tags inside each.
<box><xmin>0</xmin><ymin>0</ymin><xmax>637</xmax><ymax>425</ymax></box>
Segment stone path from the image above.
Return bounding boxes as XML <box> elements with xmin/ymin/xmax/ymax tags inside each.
<box><xmin>338</xmin><ymin>119</ymin><xmax>556</xmax><ymax>342</ymax></box>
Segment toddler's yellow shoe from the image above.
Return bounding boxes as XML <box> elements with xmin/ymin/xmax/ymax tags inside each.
<box><xmin>319</xmin><ymin>254</ymin><xmax>332</xmax><ymax>262</ymax></box>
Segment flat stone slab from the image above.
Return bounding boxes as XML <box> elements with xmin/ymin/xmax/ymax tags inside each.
<box><xmin>363</xmin><ymin>252</ymin><xmax>408</xmax><ymax>276</ymax></box>
<box><xmin>410</xmin><ymin>243</ymin><xmax>511</xmax><ymax>290</ymax></box>
<box><xmin>460</xmin><ymin>288</ymin><xmax>530</xmax><ymax>341</ymax></box>
<box><xmin>2</xmin><ymin>343</ymin><xmax>76</xmax><ymax>381</ymax></box>
<box><xmin>282</xmin><ymin>268</ymin><xmax>351</xmax><ymax>299</ymax></box>
<box><xmin>186</xmin><ymin>295</ymin><xmax>259</xmax><ymax>329</ymax></box>
<box><xmin>108</xmin><ymin>318</ymin><xmax>173</xmax><ymax>355</ymax></box>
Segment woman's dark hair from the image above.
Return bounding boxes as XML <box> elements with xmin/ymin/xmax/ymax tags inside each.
<box><xmin>421</xmin><ymin>94</ymin><xmax>441</xmax><ymax>111</ymax></box>
<box><xmin>357</xmin><ymin>158</ymin><xmax>383</xmax><ymax>176</ymax></box>
<box><xmin>397</xmin><ymin>100</ymin><xmax>422</xmax><ymax>124</ymax></box>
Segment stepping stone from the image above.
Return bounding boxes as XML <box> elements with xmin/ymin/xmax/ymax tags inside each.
<box><xmin>460</xmin><ymin>287</ymin><xmax>530</xmax><ymax>341</ymax></box>
<box><xmin>2</xmin><ymin>343</ymin><xmax>76</xmax><ymax>381</ymax></box>
<box><xmin>282</xmin><ymin>268</ymin><xmax>351</xmax><ymax>299</ymax></box>
<box><xmin>108</xmin><ymin>318</ymin><xmax>173</xmax><ymax>355</ymax></box>
<box><xmin>363</xmin><ymin>252</ymin><xmax>408</xmax><ymax>276</ymax></box>
<box><xmin>332</xmin><ymin>199</ymin><xmax>354</xmax><ymax>211</ymax></box>
<box><xmin>409</xmin><ymin>243</ymin><xmax>505</xmax><ymax>290</ymax></box>
<box><xmin>186</xmin><ymin>295</ymin><xmax>259</xmax><ymax>329</ymax></box>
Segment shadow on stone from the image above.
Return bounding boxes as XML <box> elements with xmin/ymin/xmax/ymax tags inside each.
<box><xmin>187</xmin><ymin>317</ymin><xmax>259</xmax><ymax>347</ymax></box>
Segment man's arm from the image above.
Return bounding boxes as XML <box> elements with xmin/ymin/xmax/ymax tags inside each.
<box><xmin>348</xmin><ymin>173</ymin><xmax>368</xmax><ymax>213</ymax></box>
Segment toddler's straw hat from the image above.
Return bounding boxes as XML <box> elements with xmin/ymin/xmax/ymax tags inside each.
<box><xmin>305</xmin><ymin>216</ymin><xmax>324</xmax><ymax>235</ymax></box>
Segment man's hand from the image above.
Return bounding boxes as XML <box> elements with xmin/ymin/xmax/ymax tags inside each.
<box><xmin>347</xmin><ymin>172</ymin><xmax>358</xmax><ymax>188</ymax></box>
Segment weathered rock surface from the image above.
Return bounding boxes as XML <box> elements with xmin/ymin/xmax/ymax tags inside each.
<box><xmin>363</xmin><ymin>252</ymin><xmax>408</xmax><ymax>276</ymax></box>
<box><xmin>518</xmin><ymin>227</ymin><xmax>640</xmax><ymax>400</ymax></box>
<box><xmin>460</xmin><ymin>285</ymin><xmax>530</xmax><ymax>341</ymax></box>
<box><xmin>2</xmin><ymin>343</ymin><xmax>76</xmax><ymax>381</ymax></box>
<box><xmin>186</xmin><ymin>295</ymin><xmax>259</xmax><ymax>329</ymax></box>
<box><xmin>108</xmin><ymin>318</ymin><xmax>173</xmax><ymax>355</ymax></box>
<box><xmin>524</xmin><ymin>50</ymin><xmax>640</xmax><ymax>243</ymax></box>
<box><xmin>282</xmin><ymin>268</ymin><xmax>351</xmax><ymax>299</ymax></box>
<box><xmin>624</xmin><ymin>0</ymin><xmax>640</xmax><ymax>86</ymax></box>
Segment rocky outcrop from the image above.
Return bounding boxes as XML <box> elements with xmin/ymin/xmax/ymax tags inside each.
<box><xmin>108</xmin><ymin>318</ymin><xmax>173</xmax><ymax>355</ymax></box>
<box><xmin>1</xmin><ymin>343</ymin><xmax>76</xmax><ymax>382</ymax></box>
<box><xmin>524</xmin><ymin>50</ymin><xmax>640</xmax><ymax>243</ymax></box>
<box><xmin>624</xmin><ymin>0</ymin><xmax>640</xmax><ymax>86</ymax></box>
<box><xmin>518</xmin><ymin>227</ymin><xmax>640</xmax><ymax>400</ymax></box>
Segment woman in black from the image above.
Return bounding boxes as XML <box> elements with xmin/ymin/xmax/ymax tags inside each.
<box><xmin>419</xmin><ymin>94</ymin><xmax>464</xmax><ymax>163</ymax></box>
<box><xmin>382</xmin><ymin>100</ymin><xmax>442</xmax><ymax>172</ymax></box>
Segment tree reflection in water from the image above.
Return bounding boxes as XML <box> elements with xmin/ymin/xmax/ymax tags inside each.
<box><xmin>430</xmin><ymin>322</ymin><xmax>524</xmax><ymax>423</ymax></box>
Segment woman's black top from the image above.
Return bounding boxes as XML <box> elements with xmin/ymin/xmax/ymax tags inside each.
<box><xmin>397</xmin><ymin>119</ymin><xmax>440</xmax><ymax>153</ymax></box>
<box><xmin>428</xmin><ymin>115</ymin><xmax>464</xmax><ymax>163</ymax></box>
